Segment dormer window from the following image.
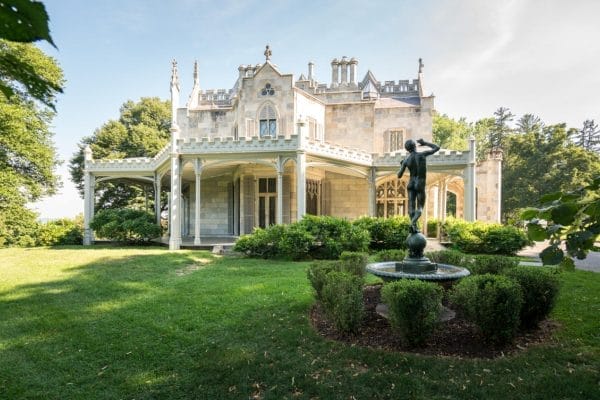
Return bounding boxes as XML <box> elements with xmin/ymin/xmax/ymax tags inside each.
<box><xmin>261</xmin><ymin>83</ymin><xmax>275</xmax><ymax>96</ymax></box>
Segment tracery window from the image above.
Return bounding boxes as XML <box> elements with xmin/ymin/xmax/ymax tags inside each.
<box><xmin>259</xmin><ymin>103</ymin><xmax>277</xmax><ymax>137</ymax></box>
<box><xmin>387</xmin><ymin>129</ymin><xmax>405</xmax><ymax>152</ymax></box>
<box><xmin>376</xmin><ymin>177</ymin><xmax>407</xmax><ymax>218</ymax></box>
<box><xmin>261</xmin><ymin>83</ymin><xmax>275</xmax><ymax>96</ymax></box>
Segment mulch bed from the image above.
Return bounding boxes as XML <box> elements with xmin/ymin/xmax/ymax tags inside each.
<box><xmin>309</xmin><ymin>284</ymin><xmax>559</xmax><ymax>359</ymax></box>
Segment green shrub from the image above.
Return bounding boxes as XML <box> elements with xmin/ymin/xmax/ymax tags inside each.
<box><xmin>353</xmin><ymin>216</ymin><xmax>410</xmax><ymax>250</ymax></box>
<box><xmin>426</xmin><ymin>249</ymin><xmax>469</xmax><ymax>266</ymax></box>
<box><xmin>339</xmin><ymin>251</ymin><xmax>368</xmax><ymax>278</ymax></box>
<box><xmin>277</xmin><ymin>224</ymin><xmax>315</xmax><ymax>260</ymax></box>
<box><xmin>443</xmin><ymin>218</ymin><xmax>530</xmax><ymax>255</ymax></box>
<box><xmin>468</xmin><ymin>254</ymin><xmax>519</xmax><ymax>275</ymax></box>
<box><xmin>321</xmin><ymin>271</ymin><xmax>364</xmax><ymax>334</ymax></box>
<box><xmin>307</xmin><ymin>260</ymin><xmax>341</xmax><ymax>300</ymax></box>
<box><xmin>426</xmin><ymin>218</ymin><xmax>439</xmax><ymax>238</ymax></box>
<box><xmin>374</xmin><ymin>249</ymin><xmax>407</xmax><ymax>262</ymax></box>
<box><xmin>36</xmin><ymin>217</ymin><xmax>83</xmax><ymax>246</ymax></box>
<box><xmin>381</xmin><ymin>280</ymin><xmax>443</xmax><ymax>346</ymax></box>
<box><xmin>300</xmin><ymin>215</ymin><xmax>369</xmax><ymax>259</ymax></box>
<box><xmin>90</xmin><ymin>209</ymin><xmax>161</xmax><ymax>243</ymax></box>
<box><xmin>503</xmin><ymin>267</ymin><xmax>560</xmax><ymax>328</ymax></box>
<box><xmin>451</xmin><ymin>274</ymin><xmax>523</xmax><ymax>343</ymax></box>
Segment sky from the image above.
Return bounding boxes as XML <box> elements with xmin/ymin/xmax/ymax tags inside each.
<box><xmin>32</xmin><ymin>0</ymin><xmax>600</xmax><ymax>219</ymax></box>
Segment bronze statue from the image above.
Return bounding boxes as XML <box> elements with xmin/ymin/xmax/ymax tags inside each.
<box><xmin>397</xmin><ymin>138</ymin><xmax>440</xmax><ymax>233</ymax></box>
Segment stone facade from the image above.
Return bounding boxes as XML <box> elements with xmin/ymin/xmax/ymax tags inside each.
<box><xmin>82</xmin><ymin>48</ymin><xmax>501</xmax><ymax>249</ymax></box>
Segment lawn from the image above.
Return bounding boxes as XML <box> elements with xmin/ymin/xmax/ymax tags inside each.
<box><xmin>0</xmin><ymin>246</ymin><xmax>598</xmax><ymax>399</ymax></box>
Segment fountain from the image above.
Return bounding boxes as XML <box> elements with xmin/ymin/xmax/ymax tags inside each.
<box><xmin>366</xmin><ymin>139</ymin><xmax>470</xmax><ymax>283</ymax></box>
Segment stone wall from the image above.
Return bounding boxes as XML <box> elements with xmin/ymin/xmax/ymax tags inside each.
<box><xmin>325</xmin><ymin>171</ymin><xmax>369</xmax><ymax>219</ymax></box>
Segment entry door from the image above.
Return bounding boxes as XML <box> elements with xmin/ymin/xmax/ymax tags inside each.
<box><xmin>257</xmin><ymin>177</ymin><xmax>276</xmax><ymax>228</ymax></box>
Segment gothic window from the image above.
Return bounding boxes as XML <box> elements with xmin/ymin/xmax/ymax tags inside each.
<box><xmin>261</xmin><ymin>83</ymin><xmax>275</xmax><ymax>96</ymax></box>
<box><xmin>376</xmin><ymin>177</ymin><xmax>407</xmax><ymax>218</ymax></box>
<box><xmin>258</xmin><ymin>103</ymin><xmax>277</xmax><ymax>137</ymax></box>
<box><xmin>306</xmin><ymin>179</ymin><xmax>321</xmax><ymax>215</ymax></box>
<box><xmin>387</xmin><ymin>130</ymin><xmax>405</xmax><ymax>152</ymax></box>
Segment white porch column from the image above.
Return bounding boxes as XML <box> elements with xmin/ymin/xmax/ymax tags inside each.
<box><xmin>276</xmin><ymin>156</ymin><xmax>283</xmax><ymax>224</ymax></box>
<box><xmin>296</xmin><ymin>151</ymin><xmax>306</xmax><ymax>221</ymax></box>
<box><xmin>154</xmin><ymin>173</ymin><xmax>161</xmax><ymax>226</ymax></box>
<box><xmin>194</xmin><ymin>158</ymin><xmax>202</xmax><ymax>245</ymax></box>
<box><xmin>83</xmin><ymin>145</ymin><xmax>94</xmax><ymax>246</ymax></box>
<box><xmin>169</xmin><ymin>153</ymin><xmax>182</xmax><ymax>250</ymax></box>
<box><xmin>464</xmin><ymin>137</ymin><xmax>477</xmax><ymax>221</ymax></box>
<box><xmin>367</xmin><ymin>167</ymin><xmax>376</xmax><ymax>217</ymax></box>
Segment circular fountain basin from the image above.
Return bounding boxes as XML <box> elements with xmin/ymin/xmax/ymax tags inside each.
<box><xmin>366</xmin><ymin>261</ymin><xmax>470</xmax><ymax>282</ymax></box>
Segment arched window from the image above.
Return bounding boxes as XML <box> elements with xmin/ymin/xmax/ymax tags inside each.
<box><xmin>376</xmin><ymin>177</ymin><xmax>407</xmax><ymax>218</ymax></box>
<box><xmin>258</xmin><ymin>103</ymin><xmax>277</xmax><ymax>137</ymax></box>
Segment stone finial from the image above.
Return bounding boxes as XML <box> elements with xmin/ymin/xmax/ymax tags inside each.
<box><xmin>418</xmin><ymin>58</ymin><xmax>424</xmax><ymax>74</ymax></box>
<box><xmin>84</xmin><ymin>144</ymin><xmax>93</xmax><ymax>161</ymax></box>
<box><xmin>171</xmin><ymin>59</ymin><xmax>180</xmax><ymax>90</ymax></box>
<box><xmin>264</xmin><ymin>44</ymin><xmax>272</xmax><ymax>61</ymax></box>
<box><xmin>193</xmin><ymin>60</ymin><xmax>199</xmax><ymax>84</ymax></box>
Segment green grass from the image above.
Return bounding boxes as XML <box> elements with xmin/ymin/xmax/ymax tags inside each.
<box><xmin>0</xmin><ymin>246</ymin><xmax>598</xmax><ymax>399</ymax></box>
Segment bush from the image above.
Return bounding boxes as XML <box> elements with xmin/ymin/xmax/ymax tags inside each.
<box><xmin>277</xmin><ymin>224</ymin><xmax>315</xmax><ymax>260</ymax></box>
<box><xmin>299</xmin><ymin>215</ymin><xmax>369</xmax><ymax>259</ymax></box>
<box><xmin>353</xmin><ymin>216</ymin><xmax>410</xmax><ymax>251</ymax></box>
<box><xmin>426</xmin><ymin>249</ymin><xmax>468</xmax><ymax>266</ymax></box>
<box><xmin>36</xmin><ymin>217</ymin><xmax>83</xmax><ymax>246</ymax></box>
<box><xmin>468</xmin><ymin>254</ymin><xmax>519</xmax><ymax>275</ymax></box>
<box><xmin>427</xmin><ymin>218</ymin><xmax>439</xmax><ymax>238</ymax></box>
<box><xmin>321</xmin><ymin>271</ymin><xmax>364</xmax><ymax>334</ymax></box>
<box><xmin>307</xmin><ymin>260</ymin><xmax>341</xmax><ymax>300</ymax></box>
<box><xmin>503</xmin><ymin>267</ymin><xmax>560</xmax><ymax>328</ymax></box>
<box><xmin>443</xmin><ymin>218</ymin><xmax>530</xmax><ymax>255</ymax></box>
<box><xmin>90</xmin><ymin>209</ymin><xmax>161</xmax><ymax>243</ymax></box>
<box><xmin>374</xmin><ymin>249</ymin><xmax>407</xmax><ymax>262</ymax></box>
<box><xmin>450</xmin><ymin>274</ymin><xmax>523</xmax><ymax>343</ymax></box>
<box><xmin>339</xmin><ymin>251</ymin><xmax>368</xmax><ymax>278</ymax></box>
<box><xmin>381</xmin><ymin>280</ymin><xmax>443</xmax><ymax>346</ymax></box>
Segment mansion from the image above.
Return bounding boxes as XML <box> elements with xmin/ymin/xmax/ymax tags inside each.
<box><xmin>82</xmin><ymin>47</ymin><xmax>502</xmax><ymax>249</ymax></box>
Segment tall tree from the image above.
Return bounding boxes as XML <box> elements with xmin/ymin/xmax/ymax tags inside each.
<box><xmin>502</xmin><ymin>123</ymin><xmax>600</xmax><ymax>221</ymax></box>
<box><xmin>489</xmin><ymin>107</ymin><xmax>514</xmax><ymax>151</ymax></box>
<box><xmin>432</xmin><ymin>113</ymin><xmax>491</xmax><ymax>160</ymax></box>
<box><xmin>69</xmin><ymin>97</ymin><xmax>171</xmax><ymax>210</ymax></box>
<box><xmin>0</xmin><ymin>1</ymin><xmax>64</xmax><ymax>245</ymax></box>
<box><xmin>575</xmin><ymin>119</ymin><xmax>600</xmax><ymax>152</ymax></box>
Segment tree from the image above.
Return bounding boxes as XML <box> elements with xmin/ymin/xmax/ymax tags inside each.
<box><xmin>502</xmin><ymin>123</ymin><xmax>600</xmax><ymax>221</ymax></box>
<box><xmin>489</xmin><ymin>107</ymin><xmax>513</xmax><ymax>151</ymax></box>
<box><xmin>0</xmin><ymin>1</ymin><xmax>62</xmax><ymax>109</ymax></box>
<box><xmin>0</xmin><ymin>2</ymin><xmax>64</xmax><ymax>246</ymax></box>
<box><xmin>523</xmin><ymin>176</ymin><xmax>600</xmax><ymax>268</ymax></box>
<box><xmin>575</xmin><ymin>119</ymin><xmax>600</xmax><ymax>152</ymax></box>
<box><xmin>432</xmin><ymin>113</ymin><xmax>491</xmax><ymax>161</ymax></box>
<box><xmin>69</xmin><ymin>97</ymin><xmax>171</xmax><ymax>210</ymax></box>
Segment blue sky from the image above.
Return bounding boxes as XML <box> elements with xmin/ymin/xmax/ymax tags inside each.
<box><xmin>32</xmin><ymin>0</ymin><xmax>600</xmax><ymax>219</ymax></box>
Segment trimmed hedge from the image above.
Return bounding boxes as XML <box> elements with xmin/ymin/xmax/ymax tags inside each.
<box><xmin>450</xmin><ymin>274</ymin><xmax>523</xmax><ymax>344</ymax></box>
<box><xmin>235</xmin><ymin>216</ymin><xmax>369</xmax><ymax>260</ymax></box>
<box><xmin>307</xmin><ymin>260</ymin><xmax>341</xmax><ymax>301</ymax></box>
<box><xmin>443</xmin><ymin>218</ymin><xmax>530</xmax><ymax>255</ymax></box>
<box><xmin>321</xmin><ymin>271</ymin><xmax>364</xmax><ymax>334</ymax></box>
<box><xmin>382</xmin><ymin>280</ymin><xmax>443</xmax><ymax>346</ymax></box>
<box><xmin>339</xmin><ymin>251</ymin><xmax>369</xmax><ymax>278</ymax></box>
<box><xmin>353</xmin><ymin>216</ymin><xmax>411</xmax><ymax>250</ymax></box>
<box><xmin>503</xmin><ymin>267</ymin><xmax>560</xmax><ymax>328</ymax></box>
<box><xmin>374</xmin><ymin>249</ymin><xmax>407</xmax><ymax>262</ymax></box>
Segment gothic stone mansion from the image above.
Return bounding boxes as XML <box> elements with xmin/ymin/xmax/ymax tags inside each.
<box><xmin>82</xmin><ymin>48</ymin><xmax>502</xmax><ymax>249</ymax></box>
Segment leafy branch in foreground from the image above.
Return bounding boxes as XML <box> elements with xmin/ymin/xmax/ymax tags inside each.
<box><xmin>522</xmin><ymin>176</ymin><xmax>600</xmax><ymax>268</ymax></box>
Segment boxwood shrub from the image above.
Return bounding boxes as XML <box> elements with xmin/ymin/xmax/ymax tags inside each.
<box><xmin>443</xmin><ymin>218</ymin><xmax>530</xmax><ymax>255</ymax></box>
<box><xmin>321</xmin><ymin>271</ymin><xmax>364</xmax><ymax>334</ymax></box>
<box><xmin>450</xmin><ymin>274</ymin><xmax>523</xmax><ymax>344</ymax></box>
<box><xmin>339</xmin><ymin>251</ymin><xmax>369</xmax><ymax>278</ymax></box>
<box><xmin>307</xmin><ymin>260</ymin><xmax>341</xmax><ymax>301</ymax></box>
<box><xmin>381</xmin><ymin>280</ymin><xmax>443</xmax><ymax>346</ymax></box>
<box><xmin>503</xmin><ymin>266</ymin><xmax>561</xmax><ymax>328</ymax></box>
<box><xmin>468</xmin><ymin>254</ymin><xmax>519</xmax><ymax>275</ymax></box>
<box><xmin>353</xmin><ymin>216</ymin><xmax>411</xmax><ymax>251</ymax></box>
<box><xmin>374</xmin><ymin>249</ymin><xmax>407</xmax><ymax>262</ymax></box>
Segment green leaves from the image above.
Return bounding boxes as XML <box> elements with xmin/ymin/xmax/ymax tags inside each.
<box><xmin>540</xmin><ymin>245</ymin><xmax>563</xmax><ymax>265</ymax></box>
<box><xmin>0</xmin><ymin>0</ymin><xmax>55</xmax><ymax>46</ymax></box>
